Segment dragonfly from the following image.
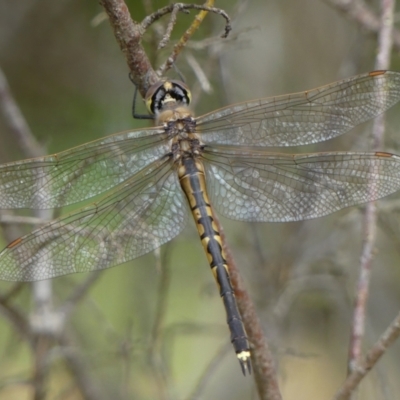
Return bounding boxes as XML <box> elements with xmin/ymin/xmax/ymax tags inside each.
<box><xmin>1</xmin><ymin>70</ymin><xmax>400</xmax><ymax>374</ymax></box>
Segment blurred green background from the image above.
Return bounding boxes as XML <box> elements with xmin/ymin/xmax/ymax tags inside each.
<box><xmin>1</xmin><ymin>0</ymin><xmax>400</xmax><ymax>399</ymax></box>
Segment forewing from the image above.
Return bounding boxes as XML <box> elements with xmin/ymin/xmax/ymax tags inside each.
<box><xmin>0</xmin><ymin>127</ymin><xmax>169</xmax><ymax>209</ymax></box>
<box><xmin>202</xmin><ymin>146</ymin><xmax>400</xmax><ymax>222</ymax></box>
<box><xmin>197</xmin><ymin>71</ymin><xmax>400</xmax><ymax>147</ymax></box>
<box><xmin>0</xmin><ymin>160</ymin><xmax>188</xmax><ymax>281</ymax></box>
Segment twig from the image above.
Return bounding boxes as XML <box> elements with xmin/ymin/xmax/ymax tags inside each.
<box><xmin>0</xmin><ymin>295</ymin><xmax>32</xmax><ymax>343</ymax></box>
<box><xmin>0</xmin><ymin>67</ymin><xmax>43</xmax><ymax>158</ymax></box>
<box><xmin>1</xmin><ymin>31</ymin><xmax>95</xmax><ymax>398</ymax></box>
<box><xmin>347</xmin><ymin>0</ymin><xmax>395</xmax><ymax>392</ymax></box>
<box><xmin>99</xmin><ymin>1</ymin><xmax>230</xmax><ymax>94</ymax></box>
<box><xmin>59</xmin><ymin>333</ymin><xmax>106</xmax><ymax>400</ymax></box>
<box><xmin>187</xmin><ymin>342</ymin><xmax>233</xmax><ymax>400</ymax></box>
<box><xmin>141</xmin><ymin>2</ymin><xmax>231</xmax><ymax>41</ymax></box>
<box><xmin>0</xmin><ymin>66</ymin><xmax>44</xmax><ymax>245</ymax></box>
<box><xmin>185</xmin><ymin>52</ymin><xmax>213</xmax><ymax>94</ymax></box>
<box><xmin>149</xmin><ymin>247</ymin><xmax>171</xmax><ymax>400</ymax></box>
<box><xmin>0</xmin><ymin>281</ymin><xmax>24</xmax><ymax>303</ymax></box>
<box><xmin>334</xmin><ymin>310</ymin><xmax>400</xmax><ymax>399</ymax></box>
<box><xmin>157</xmin><ymin>4</ymin><xmax>182</xmax><ymax>50</ymax></box>
<box><xmin>60</xmin><ymin>271</ymin><xmax>103</xmax><ymax>321</ymax></box>
<box><xmin>0</xmin><ymin>64</ymin><xmax>55</xmax><ymax>400</ymax></box>
<box><xmin>99</xmin><ymin>0</ymin><xmax>159</xmax><ymax>97</ymax></box>
<box><xmin>154</xmin><ymin>2</ymin><xmax>231</xmax><ymax>75</ymax></box>
<box><xmin>188</xmin><ymin>3</ymin><xmax>254</xmax><ymax>108</ymax></box>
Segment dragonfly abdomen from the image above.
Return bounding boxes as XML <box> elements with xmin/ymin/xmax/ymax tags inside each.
<box><xmin>178</xmin><ymin>157</ymin><xmax>251</xmax><ymax>374</ymax></box>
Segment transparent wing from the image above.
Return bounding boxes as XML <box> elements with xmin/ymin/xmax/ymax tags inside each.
<box><xmin>0</xmin><ymin>127</ymin><xmax>169</xmax><ymax>209</ymax></box>
<box><xmin>202</xmin><ymin>146</ymin><xmax>400</xmax><ymax>222</ymax></box>
<box><xmin>197</xmin><ymin>71</ymin><xmax>400</xmax><ymax>147</ymax></box>
<box><xmin>0</xmin><ymin>160</ymin><xmax>188</xmax><ymax>281</ymax></box>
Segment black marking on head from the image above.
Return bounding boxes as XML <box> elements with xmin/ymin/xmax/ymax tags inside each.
<box><xmin>145</xmin><ymin>80</ymin><xmax>191</xmax><ymax>114</ymax></box>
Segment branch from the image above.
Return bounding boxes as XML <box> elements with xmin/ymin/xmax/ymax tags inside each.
<box><xmin>345</xmin><ymin>0</ymin><xmax>396</xmax><ymax>395</ymax></box>
<box><xmin>334</xmin><ymin>310</ymin><xmax>400</xmax><ymax>399</ymax></box>
<box><xmin>99</xmin><ymin>0</ymin><xmax>159</xmax><ymax>97</ymax></box>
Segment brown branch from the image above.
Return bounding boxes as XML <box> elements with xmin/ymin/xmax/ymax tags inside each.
<box><xmin>99</xmin><ymin>1</ymin><xmax>231</xmax><ymax>95</ymax></box>
<box><xmin>99</xmin><ymin>0</ymin><xmax>159</xmax><ymax>97</ymax></box>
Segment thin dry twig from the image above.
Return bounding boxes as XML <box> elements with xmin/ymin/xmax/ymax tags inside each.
<box><xmin>335</xmin><ymin>310</ymin><xmax>400</xmax><ymax>399</ymax></box>
<box><xmin>0</xmin><ymin>66</ymin><xmax>45</xmax><ymax>244</ymax></box>
<box><xmin>0</xmin><ymin>294</ymin><xmax>32</xmax><ymax>343</ymax></box>
<box><xmin>188</xmin><ymin>2</ymin><xmax>254</xmax><ymax>107</ymax></box>
<box><xmin>0</xmin><ymin>48</ymin><xmax>102</xmax><ymax>400</ymax></box>
<box><xmin>0</xmin><ymin>65</ymin><xmax>54</xmax><ymax>400</ymax></box>
<box><xmin>346</xmin><ymin>0</ymin><xmax>395</xmax><ymax>396</ymax></box>
<box><xmin>0</xmin><ymin>68</ymin><xmax>43</xmax><ymax>159</ymax></box>
<box><xmin>186</xmin><ymin>342</ymin><xmax>233</xmax><ymax>400</ymax></box>
<box><xmin>157</xmin><ymin>5</ymin><xmax>182</xmax><ymax>50</ymax></box>
<box><xmin>140</xmin><ymin>2</ymin><xmax>231</xmax><ymax>41</ymax></box>
<box><xmin>140</xmin><ymin>1</ymin><xmax>232</xmax><ymax>76</ymax></box>
<box><xmin>99</xmin><ymin>1</ymin><xmax>230</xmax><ymax>94</ymax></box>
<box><xmin>60</xmin><ymin>271</ymin><xmax>103</xmax><ymax>321</ymax></box>
<box><xmin>148</xmin><ymin>247</ymin><xmax>171</xmax><ymax>400</ymax></box>
<box><xmin>58</xmin><ymin>333</ymin><xmax>106</xmax><ymax>400</ymax></box>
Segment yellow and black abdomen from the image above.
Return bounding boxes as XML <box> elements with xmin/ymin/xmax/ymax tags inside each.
<box><xmin>178</xmin><ymin>156</ymin><xmax>251</xmax><ymax>374</ymax></box>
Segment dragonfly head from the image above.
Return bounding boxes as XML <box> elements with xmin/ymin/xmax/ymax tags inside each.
<box><xmin>145</xmin><ymin>80</ymin><xmax>192</xmax><ymax>116</ymax></box>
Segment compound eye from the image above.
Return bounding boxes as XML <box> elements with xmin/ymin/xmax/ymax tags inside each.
<box><xmin>169</xmin><ymin>80</ymin><xmax>192</xmax><ymax>106</ymax></box>
<box><xmin>145</xmin><ymin>82</ymin><xmax>165</xmax><ymax>114</ymax></box>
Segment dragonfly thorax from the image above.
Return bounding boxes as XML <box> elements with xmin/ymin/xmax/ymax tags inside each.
<box><xmin>156</xmin><ymin>106</ymin><xmax>194</xmax><ymax>126</ymax></box>
<box><xmin>167</xmin><ymin>115</ymin><xmax>202</xmax><ymax>163</ymax></box>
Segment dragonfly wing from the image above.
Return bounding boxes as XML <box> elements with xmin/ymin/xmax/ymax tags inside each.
<box><xmin>0</xmin><ymin>160</ymin><xmax>188</xmax><ymax>281</ymax></box>
<box><xmin>0</xmin><ymin>127</ymin><xmax>169</xmax><ymax>209</ymax></box>
<box><xmin>202</xmin><ymin>146</ymin><xmax>400</xmax><ymax>222</ymax></box>
<box><xmin>197</xmin><ymin>71</ymin><xmax>400</xmax><ymax>147</ymax></box>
